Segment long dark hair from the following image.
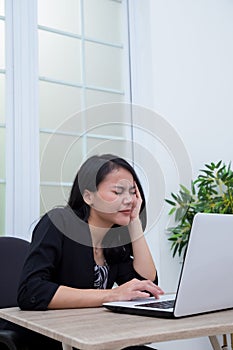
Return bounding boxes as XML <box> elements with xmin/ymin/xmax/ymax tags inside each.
<box><xmin>68</xmin><ymin>154</ymin><xmax>147</xmax><ymax>263</ymax></box>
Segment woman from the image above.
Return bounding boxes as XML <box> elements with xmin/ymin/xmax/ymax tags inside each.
<box><xmin>17</xmin><ymin>154</ymin><xmax>163</xmax><ymax>348</ymax></box>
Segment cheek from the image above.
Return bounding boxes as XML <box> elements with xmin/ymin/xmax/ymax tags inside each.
<box><xmin>93</xmin><ymin>193</ymin><xmax>121</xmax><ymax>213</ymax></box>
<box><xmin>98</xmin><ymin>192</ymin><xmax>119</xmax><ymax>204</ymax></box>
<box><xmin>103</xmin><ymin>196</ymin><xmax>121</xmax><ymax>210</ymax></box>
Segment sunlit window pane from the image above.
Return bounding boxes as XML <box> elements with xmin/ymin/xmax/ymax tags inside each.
<box><xmin>39</xmin><ymin>81</ymin><xmax>82</xmax><ymax>131</ymax></box>
<box><xmin>38</xmin><ymin>0</ymin><xmax>81</xmax><ymax>35</ymax></box>
<box><xmin>85</xmin><ymin>102</ymin><xmax>127</xmax><ymax>137</ymax></box>
<box><xmin>86</xmin><ymin>90</ymin><xmax>124</xmax><ymax>108</ymax></box>
<box><xmin>87</xmin><ymin>137</ymin><xmax>131</xmax><ymax>161</ymax></box>
<box><xmin>40</xmin><ymin>185</ymin><xmax>70</xmax><ymax>215</ymax></box>
<box><xmin>0</xmin><ymin>184</ymin><xmax>5</xmax><ymax>235</ymax></box>
<box><xmin>0</xmin><ymin>21</ymin><xmax>5</xmax><ymax>69</ymax></box>
<box><xmin>0</xmin><ymin>74</ymin><xmax>5</xmax><ymax>123</ymax></box>
<box><xmin>39</xmin><ymin>30</ymin><xmax>82</xmax><ymax>83</ymax></box>
<box><xmin>60</xmin><ymin>136</ymin><xmax>85</xmax><ymax>184</ymax></box>
<box><xmin>40</xmin><ymin>133</ymin><xmax>84</xmax><ymax>184</ymax></box>
<box><xmin>85</xmin><ymin>42</ymin><xmax>124</xmax><ymax>90</ymax></box>
<box><xmin>84</xmin><ymin>0</ymin><xmax>123</xmax><ymax>44</ymax></box>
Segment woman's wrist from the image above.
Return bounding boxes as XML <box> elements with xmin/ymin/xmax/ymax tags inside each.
<box><xmin>128</xmin><ymin>217</ymin><xmax>144</xmax><ymax>240</ymax></box>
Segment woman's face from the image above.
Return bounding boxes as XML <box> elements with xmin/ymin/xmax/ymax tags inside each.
<box><xmin>87</xmin><ymin>167</ymin><xmax>137</xmax><ymax>228</ymax></box>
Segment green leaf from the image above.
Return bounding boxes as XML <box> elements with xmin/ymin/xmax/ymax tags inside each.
<box><xmin>168</xmin><ymin>207</ymin><xmax>176</xmax><ymax>216</ymax></box>
<box><xmin>171</xmin><ymin>192</ymin><xmax>178</xmax><ymax>201</ymax></box>
<box><xmin>175</xmin><ymin>207</ymin><xmax>188</xmax><ymax>222</ymax></box>
<box><xmin>211</xmin><ymin>161</ymin><xmax>217</xmax><ymax>168</ymax></box>
<box><xmin>201</xmin><ymin>170</ymin><xmax>215</xmax><ymax>177</ymax></box>
<box><xmin>205</xmin><ymin>163</ymin><xmax>214</xmax><ymax>170</ymax></box>
<box><xmin>191</xmin><ymin>181</ymin><xmax>196</xmax><ymax>195</ymax></box>
<box><xmin>165</xmin><ymin>199</ymin><xmax>176</xmax><ymax>206</ymax></box>
<box><xmin>168</xmin><ymin>235</ymin><xmax>179</xmax><ymax>242</ymax></box>
<box><xmin>172</xmin><ymin>243</ymin><xmax>179</xmax><ymax>258</ymax></box>
<box><xmin>179</xmin><ymin>184</ymin><xmax>190</xmax><ymax>194</ymax></box>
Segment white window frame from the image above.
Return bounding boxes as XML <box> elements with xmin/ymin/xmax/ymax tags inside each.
<box><xmin>5</xmin><ymin>0</ymin><xmax>39</xmax><ymax>239</ymax></box>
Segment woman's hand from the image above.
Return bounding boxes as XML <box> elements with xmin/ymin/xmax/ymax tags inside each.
<box><xmin>128</xmin><ymin>183</ymin><xmax>157</xmax><ymax>282</ymax></box>
<box><xmin>130</xmin><ymin>182</ymin><xmax>142</xmax><ymax>222</ymax></box>
<box><xmin>128</xmin><ymin>182</ymin><xmax>144</xmax><ymax>240</ymax></box>
<box><xmin>111</xmin><ymin>278</ymin><xmax>164</xmax><ymax>301</ymax></box>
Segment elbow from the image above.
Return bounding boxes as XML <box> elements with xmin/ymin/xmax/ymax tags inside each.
<box><xmin>17</xmin><ymin>295</ymin><xmax>48</xmax><ymax>311</ymax></box>
<box><xmin>17</xmin><ymin>285</ymin><xmax>28</xmax><ymax>310</ymax></box>
<box><xmin>17</xmin><ymin>287</ymin><xmax>43</xmax><ymax>311</ymax></box>
<box><xmin>17</xmin><ymin>280</ymin><xmax>59</xmax><ymax>311</ymax></box>
<box><xmin>17</xmin><ymin>284</ymin><xmax>48</xmax><ymax>311</ymax></box>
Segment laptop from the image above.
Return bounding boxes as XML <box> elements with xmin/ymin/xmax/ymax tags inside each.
<box><xmin>103</xmin><ymin>213</ymin><xmax>233</xmax><ymax>318</ymax></box>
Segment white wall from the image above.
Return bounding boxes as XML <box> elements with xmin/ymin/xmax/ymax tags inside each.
<box><xmin>149</xmin><ymin>0</ymin><xmax>233</xmax><ymax>173</ymax></box>
<box><xmin>129</xmin><ymin>0</ymin><xmax>233</xmax><ymax>349</ymax></box>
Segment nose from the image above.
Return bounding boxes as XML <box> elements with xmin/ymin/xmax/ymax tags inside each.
<box><xmin>123</xmin><ymin>192</ymin><xmax>133</xmax><ymax>204</ymax></box>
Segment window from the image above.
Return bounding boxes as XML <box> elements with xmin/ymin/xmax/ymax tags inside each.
<box><xmin>38</xmin><ymin>0</ymin><xmax>131</xmax><ymax>215</ymax></box>
<box><xmin>3</xmin><ymin>0</ymin><xmax>132</xmax><ymax>238</ymax></box>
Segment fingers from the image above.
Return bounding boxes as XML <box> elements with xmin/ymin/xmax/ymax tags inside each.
<box><xmin>134</xmin><ymin>183</ymin><xmax>142</xmax><ymax>207</ymax></box>
<box><xmin>131</xmin><ymin>279</ymin><xmax>164</xmax><ymax>299</ymax></box>
<box><xmin>116</xmin><ymin>278</ymin><xmax>164</xmax><ymax>302</ymax></box>
<box><xmin>129</xmin><ymin>290</ymin><xmax>151</xmax><ymax>300</ymax></box>
<box><xmin>134</xmin><ymin>182</ymin><xmax>141</xmax><ymax>200</ymax></box>
<box><xmin>130</xmin><ymin>183</ymin><xmax>142</xmax><ymax>220</ymax></box>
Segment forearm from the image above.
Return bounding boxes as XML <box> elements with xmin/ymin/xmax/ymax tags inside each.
<box><xmin>128</xmin><ymin>219</ymin><xmax>157</xmax><ymax>281</ymax></box>
<box><xmin>48</xmin><ymin>285</ymin><xmax>116</xmax><ymax>309</ymax></box>
<box><xmin>48</xmin><ymin>279</ymin><xmax>164</xmax><ymax>309</ymax></box>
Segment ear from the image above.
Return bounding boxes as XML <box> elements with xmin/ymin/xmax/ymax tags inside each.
<box><xmin>83</xmin><ymin>189</ymin><xmax>94</xmax><ymax>206</ymax></box>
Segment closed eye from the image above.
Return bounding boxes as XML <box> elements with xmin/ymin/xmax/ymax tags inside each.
<box><xmin>112</xmin><ymin>186</ymin><xmax>124</xmax><ymax>195</ymax></box>
<box><xmin>112</xmin><ymin>186</ymin><xmax>136</xmax><ymax>195</ymax></box>
<box><xmin>113</xmin><ymin>191</ymin><xmax>122</xmax><ymax>195</ymax></box>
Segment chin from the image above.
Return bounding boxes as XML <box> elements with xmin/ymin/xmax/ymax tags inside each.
<box><xmin>115</xmin><ymin>218</ymin><xmax>131</xmax><ymax>227</ymax></box>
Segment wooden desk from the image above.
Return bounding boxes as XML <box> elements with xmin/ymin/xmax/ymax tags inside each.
<box><xmin>1</xmin><ymin>307</ymin><xmax>233</xmax><ymax>350</ymax></box>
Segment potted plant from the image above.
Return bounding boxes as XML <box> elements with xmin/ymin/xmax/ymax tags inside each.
<box><xmin>165</xmin><ymin>160</ymin><xmax>233</xmax><ymax>258</ymax></box>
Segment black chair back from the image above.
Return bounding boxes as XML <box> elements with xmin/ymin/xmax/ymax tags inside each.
<box><xmin>0</xmin><ymin>236</ymin><xmax>62</xmax><ymax>349</ymax></box>
<box><xmin>0</xmin><ymin>237</ymin><xmax>29</xmax><ymax>308</ymax></box>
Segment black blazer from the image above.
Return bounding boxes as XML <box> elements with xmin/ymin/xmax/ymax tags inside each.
<box><xmin>17</xmin><ymin>207</ymin><xmax>154</xmax><ymax>310</ymax></box>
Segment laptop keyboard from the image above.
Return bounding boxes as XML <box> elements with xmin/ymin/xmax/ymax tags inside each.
<box><xmin>136</xmin><ymin>299</ymin><xmax>175</xmax><ymax>309</ymax></box>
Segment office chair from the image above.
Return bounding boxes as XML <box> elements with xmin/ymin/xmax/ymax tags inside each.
<box><xmin>0</xmin><ymin>236</ymin><xmax>63</xmax><ymax>350</ymax></box>
<box><xmin>0</xmin><ymin>236</ymin><xmax>30</xmax><ymax>350</ymax></box>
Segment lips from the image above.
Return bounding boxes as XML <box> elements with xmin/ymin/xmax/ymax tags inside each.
<box><xmin>119</xmin><ymin>209</ymin><xmax>132</xmax><ymax>215</ymax></box>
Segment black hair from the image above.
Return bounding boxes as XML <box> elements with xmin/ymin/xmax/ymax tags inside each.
<box><xmin>67</xmin><ymin>154</ymin><xmax>147</xmax><ymax>263</ymax></box>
